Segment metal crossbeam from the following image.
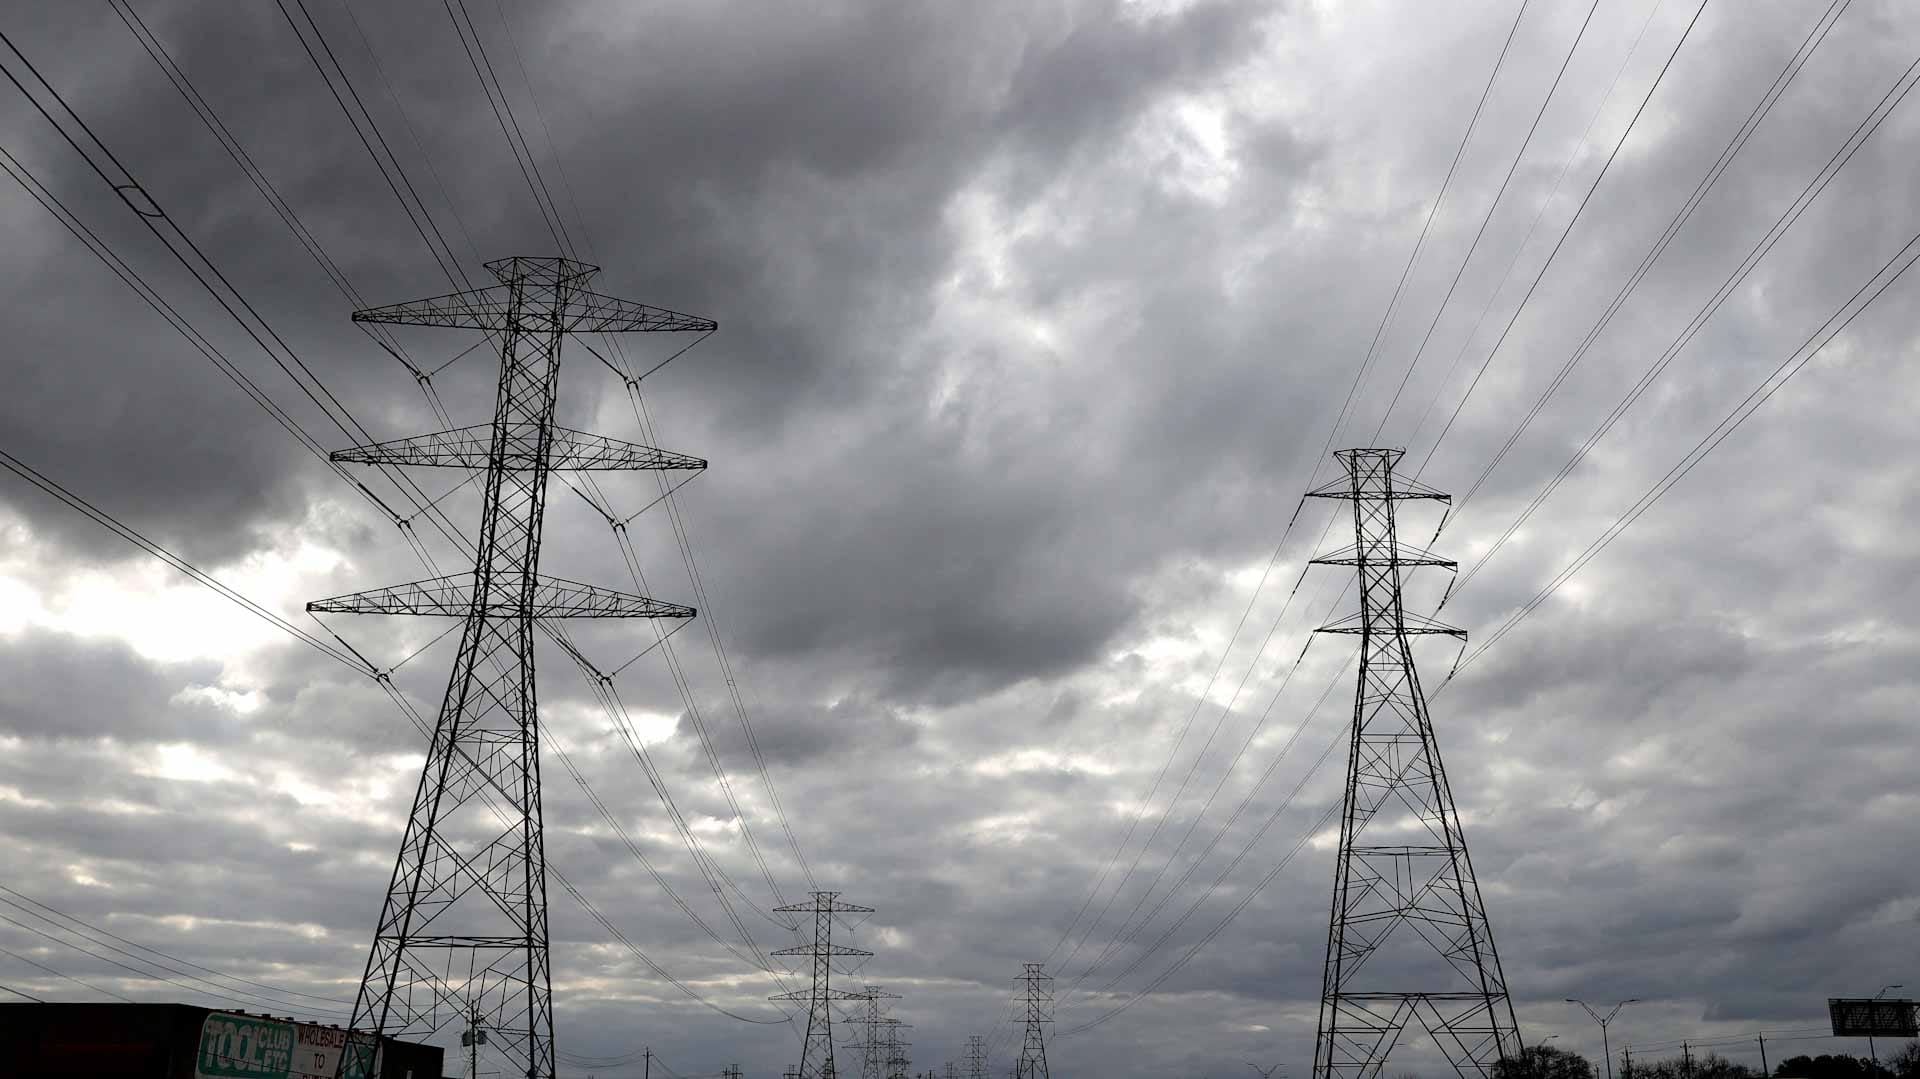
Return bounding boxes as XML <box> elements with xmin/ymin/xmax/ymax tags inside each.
<box><xmin>332</xmin><ymin>424</ymin><xmax>705</xmax><ymax>471</ymax></box>
<box><xmin>309</xmin><ymin>574</ymin><xmax>697</xmax><ymax>620</ymax></box>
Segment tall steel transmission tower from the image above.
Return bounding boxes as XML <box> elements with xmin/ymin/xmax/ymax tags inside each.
<box><xmin>1305</xmin><ymin>449</ymin><xmax>1520</xmax><ymax>1079</ymax></box>
<box><xmin>1014</xmin><ymin>964</ymin><xmax>1052</xmax><ymax>1079</ymax></box>
<box><xmin>309</xmin><ymin>256</ymin><xmax>714</xmax><ymax>1078</ymax></box>
<box><xmin>883</xmin><ymin>1020</ymin><xmax>912</xmax><ymax>1079</ymax></box>
<box><xmin>965</xmin><ymin>1034</ymin><xmax>988</xmax><ymax>1079</ymax></box>
<box><xmin>774</xmin><ymin>892</ymin><xmax>875</xmax><ymax>1079</ymax></box>
<box><xmin>845</xmin><ymin>985</ymin><xmax>903</xmax><ymax>1079</ymax></box>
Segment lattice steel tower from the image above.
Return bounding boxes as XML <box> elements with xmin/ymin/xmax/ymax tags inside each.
<box><xmin>965</xmin><ymin>1035</ymin><xmax>988</xmax><ymax>1079</ymax></box>
<box><xmin>1305</xmin><ymin>449</ymin><xmax>1519</xmax><ymax>1079</ymax></box>
<box><xmin>774</xmin><ymin>892</ymin><xmax>875</xmax><ymax>1079</ymax></box>
<box><xmin>310</xmin><ymin>257</ymin><xmax>713</xmax><ymax>1078</ymax></box>
<box><xmin>1014</xmin><ymin>964</ymin><xmax>1052</xmax><ymax>1079</ymax></box>
<box><xmin>844</xmin><ymin>985</ymin><xmax>903</xmax><ymax>1079</ymax></box>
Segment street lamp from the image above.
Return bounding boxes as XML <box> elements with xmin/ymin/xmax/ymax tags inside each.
<box><xmin>1869</xmin><ymin>984</ymin><xmax>1904</xmax><ymax>1066</ymax></box>
<box><xmin>1568</xmin><ymin>998</ymin><xmax>1640</xmax><ymax>1079</ymax></box>
<box><xmin>1245</xmin><ymin>1064</ymin><xmax>1284</xmax><ymax>1079</ymax></box>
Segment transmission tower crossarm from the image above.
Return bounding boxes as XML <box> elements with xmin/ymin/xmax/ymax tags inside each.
<box><xmin>1314</xmin><ymin>609</ymin><xmax>1465</xmax><ymax>638</ymax></box>
<box><xmin>352</xmin><ymin>280</ymin><xmax>716</xmax><ymax>335</ymax></box>
<box><xmin>1305</xmin><ymin>462</ymin><xmax>1450</xmax><ymax>502</ymax></box>
<box><xmin>332</xmin><ymin>424</ymin><xmax>706</xmax><ymax>471</ymax></box>
<box><xmin>307</xmin><ymin>574</ymin><xmax>697</xmax><ymax>619</ymax></box>
<box><xmin>1309</xmin><ymin>541</ymin><xmax>1457</xmax><ymax>568</ymax></box>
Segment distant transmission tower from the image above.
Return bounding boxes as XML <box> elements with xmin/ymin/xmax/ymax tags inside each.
<box><xmin>965</xmin><ymin>1035</ymin><xmax>988</xmax><ymax>1079</ymax></box>
<box><xmin>774</xmin><ymin>892</ymin><xmax>875</xmax><ymax>1079</ymax></box>
<box><xmin>1305</xmin><ymin>449</ymin><xmax>1520</xmax><ymax>1079</ymax></box>
<box><xmin>883</xmin><ymin>1020</ymin><xmax>912</xmax><ymax>1079</ymax></box>
<box><xmin>1014</xmin><ymin>964</ymin><xmax>1052</xmax><ymax>1079</ymax></box>
<box><xmin>310</xmin><ymin>256</ymin><xmax>713</xmax><ymax>1078</ymax></box>
<box><xmin>845</xmin><ymin>985</ymin><xmax>903</xmax><ymax>1079</ymax></box>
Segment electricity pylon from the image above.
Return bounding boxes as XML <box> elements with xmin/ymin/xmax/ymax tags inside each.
<box><xmin>311</xmin><ymin>256</ymin><xmax>713</xmax><ymax>1078</ymax></box>
<box><xmin>1014</xmin><ymin>964</ymin><xmax>1052</xmax><ymax>1079</ymax></box>
<box><xmin>1305</xmin><ymin>449</ymin><xmax>1520</xmax><ymax>1079</ymax></box>
<box><xmin>965</xmin><ymin>1035</ymin><xmax>988</xmax><ymax>1079</ymax></box>
<box><xmin>774</xmin><ymin>892</ymin><xmax>875</xmax><ymax>1079</ymax></box>
<box><xmin>844</xmin><ymin>985</ymin><xmax>903</xmax><ymax>1079</ymax></box>
<box><xmin>883</xmin><ymin>1021</ymin><xmax>912</xmax><ymax>1079</ymax></box>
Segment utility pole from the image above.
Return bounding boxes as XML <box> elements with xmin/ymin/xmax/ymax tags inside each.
<box><xmin>461</xmin><ymin>1001</ymin><xmax>486</xmax><ymax>1079</ymax></box>
<box><xmin>1306</xmin><ymin>449</ymin><xmax>1520</xmax><ymax>1079</ymax></box>
<box><xmin>1621</xmin><ymin>1048</ymin><xmax>1633</xmax><ymax>1079</ymax></box>
<box><xmin>1568</xmin><ymin>999</ymin><xmax>1639</xmax><ymax>1079</ymax></box>
<box><xmin>773</xmin><ymin>892</ymin><xmax>876</xmax><ymax>1079</ymax></box>
<box><xmin>965</xmin><ymin>1036</ymin><xmax>988</xmax><ymax>1079</ymax></box>
<box><xmin>1756</xmin><ymin>1034</ymin><xmax>1768</xmax><ymax>1078</ymax></box>
<box><xmin>1682</xmin><ymin>1041</ymin><xmax>1692</xmax><ymax>1079</ymax></box>
<box><xmin>1016</xmin><ymin>964</ymin><xmax>1052</xmax><ymax>1079</ymax></box>
<box><xmin>646</xmin><ymin>1048</ymin><xmax>653</xmax><ymax>1079</ymax></box>
<box><xmin>314</xmin><ymin>256</ymin><xmax>713</xmax><ymax>1079</ymax></box>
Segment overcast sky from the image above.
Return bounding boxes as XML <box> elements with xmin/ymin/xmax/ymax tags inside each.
<box><xmin>3</xmin><ymin>0</ymin><xmax>1919</xmax><ymax>1077</ymax></box>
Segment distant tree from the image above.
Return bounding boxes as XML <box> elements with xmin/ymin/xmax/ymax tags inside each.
<box><xmin>1493</xmin><ymin>1045</ymin><xmax>1598</xmax><ymax>1079</ymax></box>
<box><xmin>1888</xmin><ymin>1042</ymin><xmax>1920</xmax><ymax>1079</ymax></box>
<box><xmin>1773</xmin><ymin>1053</ymin><xmax>1894</xmax><ymax>1079</ymax></box>
<box><xmin>1630</xmin><ymin>1052</ymin><xmax>1754</xmax><ymax>1079</ymax></box>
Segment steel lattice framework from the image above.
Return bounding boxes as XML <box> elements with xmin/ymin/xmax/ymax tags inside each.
<box><xmin>843</xmin><ymin>985</ymin><xmax>903</xmax><ymax>1079</ymax></box>
<box><xmin>773</xmin><ymin>892</ymin><xmax>875</xmax><ymax>1079</ymax></box>
<box><xmin>1306</xmin><ymin>449</ymin><xmax>1520</xmax><ymax>1079</ymax></box>
<box><xmin>1014</xmin><ymin>964</ymin><xmax>1051</xmax><ymax>1079</ymax></box>
<box><xmin>965</xmin><ymin>1034</ymin><xmax>988</xmax><ymax>1079</ymax></box>
<box><xmin>312</xmin><ymin>257</ymin><xmax>712</xmax><ymax>1079</ymax></box>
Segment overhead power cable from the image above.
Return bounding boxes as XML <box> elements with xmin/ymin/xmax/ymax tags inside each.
<box><xmin>1415</xmin><ymin>0</ymin><xmax>1714</xmax><ymax>471</ymax></box>
<box><xmin>1453</xmin><ymin>223</ymin><xmax>1920</xmax><ymax>675</ymax></box>
<box><xmin>0</xmin><ymin>885</ymin><xmax>350</xmax><ymax>1005</ymax></box>
<box><xmin>0</xmin><ymin>909</ymin><xmax>348</xmax><ymax>1019</ymax></box>
<box><xmin>1402</xmin><ymin>0</ymin><xmax>1670</xmax><ymax>450</ymax></box>
<box><xmin>1443</xmin><ymin>0</ymin><xmax>1852</xmax><ymax>510</ymax></box>
<box><xmin>1450</xmin><ymin>39</ymin><xmax>1920</xmax><ymax>595</ymax></box>
<box><xmin>1372</xmin><ymin>0</ymin><xmax>1605</xmax><ymax>439</ymax></box>
<box><xmin>0</xmin><ymin>943</ymin><xmax>133</xmax><ymax>1002</ymax></box>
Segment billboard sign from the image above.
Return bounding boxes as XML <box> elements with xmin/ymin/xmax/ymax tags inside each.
<box><xmin>197</xmin><ymin>1012</ymin><xmax>381</xmax><ymax>1079</ymax></box>
<box><xmin>1829</xmin><ymin>998</ymin><xmax>1919</xmax><ymax>1038</ymax></box>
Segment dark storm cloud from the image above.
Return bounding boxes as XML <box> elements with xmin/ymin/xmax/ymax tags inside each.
<box><xmin>3</xmin><ymin>1</ymin><xmax>1920</xmax><ymax>1078</ymax></box>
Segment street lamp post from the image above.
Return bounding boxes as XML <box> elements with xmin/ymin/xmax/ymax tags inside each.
<box><xmin>1568</xmin><ymin>998</ymin><xmax>1640</xmax><ymax>1079</ymax></box>
<box><xmin>1869</xmin><ymin>984</ymin><xmax>1904</xmax><ymax>1067</ymax></box>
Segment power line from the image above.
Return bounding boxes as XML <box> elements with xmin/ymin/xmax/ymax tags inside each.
<box><xmin>1415</xmin><ymin>0</ymin><xmax>1714</xmax><ymax>472</ymax></box>
<box><xmin>0</xmin><ymin>909</ymin><xmax>347</xmax><ymax>1019</ymax></box>
<box><xmin>1401</xmin><ymin>0</ymin><xmax>1669</xmax><ymax>452</ymax></box>
<box><xmin>0</xmin><ymin>885</ymin><xmax>350</xmax><ymax>1005</ymax></box>
<box><xmin>1453</xmin><ymin>222</ymin><xmax>1920</xmax><ymax>676</ymax></box>
<box><xmin>1444</xmin><ymin>0</ymin><xmax>1852</xmax><ymax>510</ymax></box>
<box><xmin>0</xmin><ymin>943</ymin><xmax>133</xmax><ymax>1002</ymax></box>
<box><xmin>1450</xmin><ymin>41</ymin><xmax>1920</xmax><ymax>598</ymax></box>
<box><xmin>1372</xmin><ymin>0</ymin><xmax>1605</xmax><ymax>439</ymax></box>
